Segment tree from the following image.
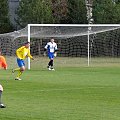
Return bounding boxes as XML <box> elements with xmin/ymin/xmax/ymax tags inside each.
<box><xmin>93</xmin><ymin>0</ymin><xmax>120</xmax><ymax>23</ymax></box>
<box><xmin>67</xmin><ymin>0</ymin><xmax>87</xmax><ymax>23</ymax></box>
<box><xmin>16</xmin><ymin>0</ymin><xmax>55</xmax><ymax>28</ymax></box>
<box><xmin>51</xmin><ymin>0</ymin><xmax>68</xmax><ymax>23</ymax></box>
<box><xmin>0</xmin><ymin>0</ymin><xmax>13</xmax><ymax>33</ymax></box>
<box><xmin>114</xmin><ymin>0</ymin><xmax>120</xmax><ymax>4</ymax></box>
<box><xmin>16</xmin><ymin>0</ymin><xmax>88</xmax><ymax>26</ymax></box>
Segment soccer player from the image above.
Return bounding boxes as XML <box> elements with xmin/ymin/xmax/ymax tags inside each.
<box><xmin>0</xmin><ymin>50</ymin><xmax>7</xmax><ymax>108</ymax></box>
<box><xmin>0</xmin><ymin>49</ymin><xmax>7</xmax><ymax>70</ymax></box>
<box><xmin>44</xmin><ymin>38</ymin><xmax>58</xmax><ymax>70</ymax></box>
<box><xmin>0</xmin><ymin>84</ymin><xmax>5</xmax><ymax>108</ymax></box>
<box><xmin>12</xmin><ymin>42</ymin><xmax>34</xmax><ymax>80</ymax></box>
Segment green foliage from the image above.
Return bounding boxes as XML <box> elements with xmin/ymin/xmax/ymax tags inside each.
<box><xmin>16</xmin><ymin>0</ymin><xmax>54</xmax><ymax>28</ymax></box>
<box><xmin>50</xmin><ymin>0</ymin><xmax>68</xmax><ymax>23</ymax></box>
<box><xmin>67</xmin><ymin>0</ymin><xmax>87</xmax><ymax>23</ymax></box>
<box><xmin>0</xmin><ymin>0</ymin><xmax>120</xmax><ymax>32</ymax></box>
<box><xmin>93</xmin><ymin>0</ymin><xmax>120</xmax><ymax>23</ymax></box>
<box><xmin>16</xmin><ymin>0</ymin><xmax>88</xmax><ymax>25</ymax></box>
<box><xmin>15</xmin><ymin>0</ymin><xmax>120</xmax><ymax>27</ymax></box>
<box><xmin>0</xmin><ymin>0</ymin><xmax>13</xmax><ymax>33</ymax></box>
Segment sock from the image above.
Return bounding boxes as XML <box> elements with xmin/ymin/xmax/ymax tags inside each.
<box><xmin>51</xmin><ymin>60</ymin><xmax>53</xmax><ymax>67</ymax></box>
<box><xmin>0</xmin><ymin>91</ymin><xmax>2</xmax><ymax>104</ymax></box>
<box><xmin>48</xmin><ymin>61</ymin><xmax>50</xmax><ymax>67</ymax></box>
<box><xmin>48</xmin><ymin>60</ymin><xmax>52</xmax><ymax>67</ymax></box>
<box><xmin>16</xmin><ymin>70</ymin><xmax>22</xmax><ymax>78</ymax></box>
<box><xmin>14</xmin><ymin>68</ymin><xmax>20</xmax><ymax>71</ymax></box>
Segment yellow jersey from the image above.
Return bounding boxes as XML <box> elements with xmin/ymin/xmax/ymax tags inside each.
<box><xmin>16</xmin><ymin>46</ymin><xmax>33</xmax><ymax>60</ymax></box>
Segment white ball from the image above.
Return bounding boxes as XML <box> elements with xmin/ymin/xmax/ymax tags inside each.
<box><xmin>54</xmin><ymin>53</ymin><xmax>57</xmax><ymax>57</ymax></box>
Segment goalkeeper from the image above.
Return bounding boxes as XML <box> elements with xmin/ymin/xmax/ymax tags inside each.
<box><xmin>44</xmin><ymin>38</ymin><xmax>58</xmax><ymax>70</ymax></box>
<box><xmin>12</xmin><ymin>42</ymin><xmax>34</xmax><ymax>80</ymax></box>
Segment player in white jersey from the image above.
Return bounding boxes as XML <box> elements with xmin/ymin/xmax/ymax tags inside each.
<box><xmin>44</xmin><ymin>38</ymin><xmax>58</xmax><ymax>70</ymax></box>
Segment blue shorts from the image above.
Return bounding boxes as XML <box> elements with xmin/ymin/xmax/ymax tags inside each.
<box><xmin>48</xmin><ymin>52</ymin><xmax>54</xmax><ymax>59</ymax></box>
<box><xmin>17</xmin><ymin>58</ymin><xmax>25</xmax><ymax>67</ymax></box>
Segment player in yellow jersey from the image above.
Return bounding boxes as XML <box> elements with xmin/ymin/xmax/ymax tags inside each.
<box><xmin>12</xmin><ymin>42</ymin><xmax>34</xmax><ymax>80</ymax></box>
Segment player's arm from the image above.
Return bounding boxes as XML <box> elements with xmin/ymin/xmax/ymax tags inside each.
<box><xmin>27</xmin><ymin>50</ymin><xmax>34</xmax><ymax>60</ymax></box>
<box><xmin>2</xmin><ymin>61</ymin><xmax>7</xmax><ymax>70</ymax></box>
<box><xmin>43</xmin><ymin>48</ymin><xmax>47</xmax><ymax>56</ymax></box>
<box><xmin>1</xmin><ymin>56</ymin><xmax>7</xmax><ymax>70</ymax></box>
<box><xmin>16</xmin><ymin>46</ymin><xmax>24</xmax><ymax>59</ymax></box>
<box><xmin>44</xmin><ymin>43</ymin><xmax>48</xmax><ymax>56</ymax></box>
<box><xmin>54</xmin><ymin>44</ymin><xmax>58</xmax><ymax>57</ymax></box>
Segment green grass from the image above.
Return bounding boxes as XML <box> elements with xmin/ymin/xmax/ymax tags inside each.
<box><xmin>0</xmin><ymin>66</ymin><xmax>120</xmax><ymax>120</ymax></box>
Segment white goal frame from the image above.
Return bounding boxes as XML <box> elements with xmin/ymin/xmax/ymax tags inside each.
<box><xmin>28</xmin><ymin>24</ymin><xmax>120</xmax><ymax>70</ymax></box>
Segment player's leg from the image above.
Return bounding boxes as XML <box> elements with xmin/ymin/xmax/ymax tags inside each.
<box><xmin>12</xmin><ymin>68</ymin><xmax>20</xmax><ymax>73</ymax></box>
<box><xmin>48</xmin><ymin>53</ymin><xmax>55</xmax><ymax>70</ymax></box>
<box><xmin>15</xmin><ymin>66</ymin><xmax>25</xmax><ymax>80</ymax></box>
<box><xmin>47</xmin><ymin>59</ymin><xmax>54</xmax><ymax>70</ymax></box>
<box><xmin>47</xmin><ymin>53</ymin><xmax>52</xmax><ymax>70</ymax></box>
<box><xmin>0</xmin><ymin>85</ymin><xmax>5</xmax><ymax>108</ymax></box>
<box><xmin>51</xmin><ymin>53</ymin><xmax>55</xmax><ymax>70</ymax></box>
<box><xmin>51</xmin><ymin>58</ymin><xmax>54</xmax><ymax>70</ymax></box>
<box><xmin>12</xmin><ymin>58</ymin><xmax>22</xmax><ymax>73</ymax></box>
<box><xmin>48</xmin><ymin>60</ymin><xmax>52</xmax><ymax>68</ymax></box>
<box><xmin>12</xmin><ymin>60</ymin><xmax>20</xmax><ymax>73</ymax></box>
<box><xmin>15</xmin><ymin>59</ymin><xmax>25</xmax><ymax>80</ymax></box>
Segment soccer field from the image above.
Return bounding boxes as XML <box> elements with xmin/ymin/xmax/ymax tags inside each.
<box><xmin>0</xmin><ymin>64</ymin><xmax>120</xmax><ymax>120</ymax></box>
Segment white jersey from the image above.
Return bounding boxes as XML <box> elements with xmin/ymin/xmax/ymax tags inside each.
<box><xmin>45</xmin><ymin>42</ymin><xmax>57</xmax><ymax>53</ymax></box>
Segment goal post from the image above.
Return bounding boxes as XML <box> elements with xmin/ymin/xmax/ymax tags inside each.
<box><xmin>0</xmin><ymin>24</ymin><xmax>120</xmax><ymax>70</ymax></box>
<box><xmin>27</xmin><ymin>24</ymin><xmax>120</xmax><ymax>69</ymax></box>
<box><xmin>28</xmin><ymin>24</ymin><xmax>31</xmax><ymax>70</ymax></box>
<box><xmin>27</xmin><ymin>24</ymin><xmax>92</xmax><ymax>69</ymax></box>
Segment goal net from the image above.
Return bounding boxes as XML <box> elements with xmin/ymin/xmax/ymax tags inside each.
<box><xmin>0</xmin><ymin>24</ymin><xmax>120</xmax><ymax>70</ymax></box>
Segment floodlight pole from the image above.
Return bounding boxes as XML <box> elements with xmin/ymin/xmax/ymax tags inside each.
<box><xmin>85</xmin><ymin>0</ymin><xmax>93</xmax><ymax>66</ymax></box>
<box><xmin>28</xmin><ymin>24</ymin><xmax>31</xmax><ymax>70</ymax></box>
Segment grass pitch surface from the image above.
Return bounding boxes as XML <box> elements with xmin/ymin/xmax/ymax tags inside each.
<box><xmin>0</xmin><ymin>66</ymin><xmax>120</xmax><ymax>120</ymax></box>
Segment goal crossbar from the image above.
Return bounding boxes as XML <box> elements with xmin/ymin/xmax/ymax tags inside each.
<box><xmin>27</xmin><ymin>24</ymin><xmax>120</xmax><ymax>69</ymax></box>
